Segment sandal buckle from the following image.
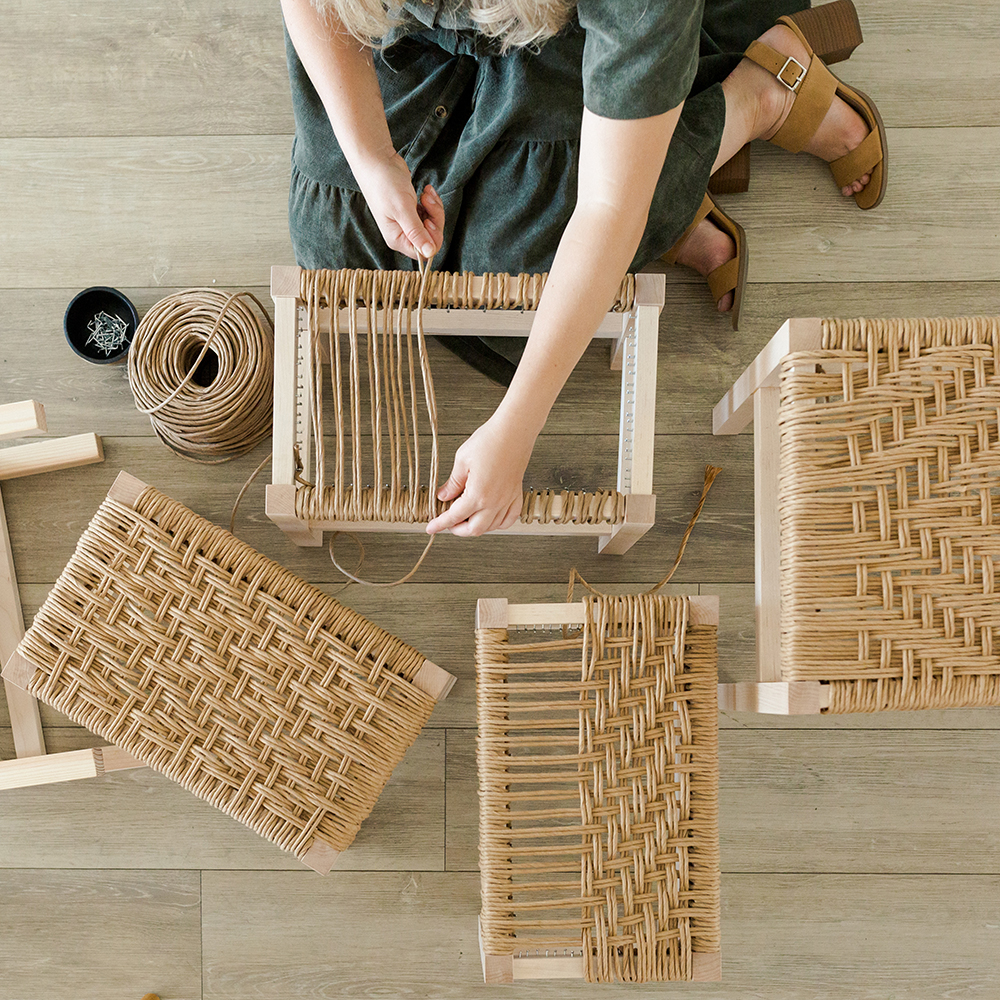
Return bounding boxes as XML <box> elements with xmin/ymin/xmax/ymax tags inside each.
<box><xmin>777</xmin><ymin>56</ymin><xmax>806</xmax><ymax>92</ymax></box>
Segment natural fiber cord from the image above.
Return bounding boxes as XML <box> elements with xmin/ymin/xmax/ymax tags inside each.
<box><xmin>129</xmin><ymin>289</ymin><xmax>274</xmax><ymax>463</ymax></box>
<box><xmin>477</xmin><ymin>595</ymin><xmax>720</xmax><ymax>982</ymax></box>
<box><xmin>781</xmin><ymin>316</ymin><xmax>1000</xmax><ymax>712</ymax></box>
<box><xmin>16</xmin><ymin>480</ymin><xmax>441</xmax><ymax>867</ymax></box>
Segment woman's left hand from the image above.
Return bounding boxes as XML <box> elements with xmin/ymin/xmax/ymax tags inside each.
<box><xmin>426</xmin><ymin>416</ymin><xmax>534</xmax><ymax>536</ymax></box>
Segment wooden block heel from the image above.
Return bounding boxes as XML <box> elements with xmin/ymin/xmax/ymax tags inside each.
<box><xmin>784</xmin><ymin>0</ymin><xmax>864</xmax><ymax>65</ymax></box>
<box><xmin>709</xmin><ymin>143</ymin><xmax>750</xmax><ymax>195</ymax></box>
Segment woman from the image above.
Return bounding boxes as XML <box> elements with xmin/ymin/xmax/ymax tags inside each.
<box><xmin>281</xmin><ymin>0</ymin><xmax>885</xmax><ymax>537</ymax></box>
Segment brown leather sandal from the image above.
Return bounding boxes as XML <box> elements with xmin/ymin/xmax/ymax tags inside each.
<box><xmin>709</xmin><ymin>0</ymin><xmax>865</xmax><ymax>196</ymax></box>
<box><xmin>745</xmin><ymin>15</ymin><xmax>887</xmax><ymax>209</ymax></box>
<box><xmin>663</xmin><ymin>193</ymin><xmax>747</xmax><ymax>332</ymax></box>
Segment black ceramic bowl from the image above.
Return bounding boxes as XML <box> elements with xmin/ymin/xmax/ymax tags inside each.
<box><xmin>64</xmin><ymin>286</ymin><xmax>139</xmax><ymax>365</ymax></box>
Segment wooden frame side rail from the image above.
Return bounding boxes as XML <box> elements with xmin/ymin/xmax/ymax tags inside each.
<box><xmin>712</xmin><ymin>319</ymin><xmax>829</xmax><ymax>714</ymax></box>
<box><xmin>266</xmin><ymin>265</ymin><xmax>664</xmax><ymax>554</ymax></box>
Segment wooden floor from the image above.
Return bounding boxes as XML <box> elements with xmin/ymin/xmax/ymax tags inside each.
<box><xmin>2</xmin><ymin>2</ymin><xmax>999</xmax><ymax>997</ymax></box>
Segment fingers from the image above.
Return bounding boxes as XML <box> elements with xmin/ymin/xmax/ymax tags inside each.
<box><xmin>399</xmin><ymin>204</ymin><xmax>437</xmax><ymax>261</ymax></box>
<box><xmin>419</xmin><ymin>185</ymin><xmax>445</xmax><ymax>253</ymax></box>
<box><xmin>426</xmin><ymin>492</ymin><xmax>521</xmax><ymax>538</ymax></box>
<box><xmin>427</xmin><ymin>493</ymin><xmax>476</xmax><ymax>535</ymax></box>
<box><xmin>437</xmin><ymin>471</ymin><xmax>466</xmax><ymax>503</ymax></box>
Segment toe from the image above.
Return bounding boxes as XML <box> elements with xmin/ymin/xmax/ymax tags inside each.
<box><xmin>717</xmin><ymin>290</ymin><xmax>734</xmax><ymax>313</ymax></box>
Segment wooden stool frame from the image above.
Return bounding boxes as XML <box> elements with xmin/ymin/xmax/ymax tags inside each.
<box><xmin>714</xmin><ymin>316</ymin><xmax>1000</xmax><ymax>714</ymax></box>
<box><xmin>475</xmin><ymin>596</ymin><xmax>721</xmax><ymax>983</ymax></box>
<box><xmin>713</xmin><ymin>319</ymin><xmax>830</xmax><ymax>714</ymax></box>
<box><xmin>265</xmin><ymin>266</ymin><xmax>664</xmax><ymax>555</ymax></box>
<box><xmin>4</xmin><ymin>472</ymin><xmax>455</xmax><ymax>870</ymax></box>
<box><xmin>0</xmin><ymin>400</ymin><xmax>134</xmax><ymax>790</ymax></box>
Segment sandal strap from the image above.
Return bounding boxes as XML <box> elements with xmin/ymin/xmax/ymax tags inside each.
<box><xmin>663</xmin><ymin>193</ymin><xmax>715</xmax><ymax>265</ymax></box>
<box><xmin>830</xmin><ymin>127</ymin><xmax>883</xmax><ymax>188</ymax></box>
<box><xmin>707</xmin><ymin>256</ymin><xmax>739</xmax><ymax>302</ymax></box>
<box><xmin>745</xmin><ymin>40</ymin><xmax>838</xmax><ymax>154</ymax></box>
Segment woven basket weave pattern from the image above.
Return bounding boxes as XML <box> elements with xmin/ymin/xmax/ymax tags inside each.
<box><xmin>18</xmin><ymin>485</ymin><xmax>436</xmax><ymax>861</ymax></box>
<box><xmin>477</xmin><ymin>595</ymin><xmax>719</xmax><ymax>982</ymax></box>
<box><xmin>781</xmin><ymin>316</ymin><xmax>1000</xmax><ymax>712</ymax></box>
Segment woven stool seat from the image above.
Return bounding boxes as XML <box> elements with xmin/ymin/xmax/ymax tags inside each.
<box><xmin>2</xmin><ymin>473</ymin><xmax>455</xmax><ymax>872</ymax></box>
<box><xmin>716</xmin><ymin>316</ymin><xmax>1000</xmax><ymax>714</ymax></box>
<box><xmin>475</xmin><ymin>595</ymin><xmax>721</xmax><ymax>983</ymax></box>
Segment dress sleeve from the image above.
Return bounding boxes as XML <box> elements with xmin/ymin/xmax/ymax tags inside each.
<box><xmin>576</xmin><ymin>0</ymin><xmax>704</xmax><ymax>120</ymax></box>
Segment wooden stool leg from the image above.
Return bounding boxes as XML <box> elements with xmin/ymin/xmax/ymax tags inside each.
<box><xmin>1</xmin><ymin>483</ymin><xmax>45</xmax><ymax>757</ymax></box>
<box><xmin>717</xmin><ymin>388</ymin><xmax>830</xmax><ymax>714</ymax></box>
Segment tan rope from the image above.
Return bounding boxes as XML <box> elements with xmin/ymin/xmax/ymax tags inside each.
<box><xmin>567</xmin><ymin>464</ymin><xmax>722</xmax><ymax>604</ymax></box>
<box><xmin>296</xmin><ymin>266</ymin><xmax>631</xmax><ymax>532</ymax></box>
<box><xmin>294</xmin><ymin>266</ymin><xmax>638</xmax><ymax>583</ymax></box>
<box><xmin>18</xmin><ymin>481</ymin><xmax>439</xmax><ymax>865</ymax></box>
<box><xmin>780</xmin><ymin>315</ymin><xmax>1000</xmax><ymax>712</ymax></box>
<box><xmin>128</xmin><ymin>288</ymin><xmax>274</xmax><ymax>463</ymax></box>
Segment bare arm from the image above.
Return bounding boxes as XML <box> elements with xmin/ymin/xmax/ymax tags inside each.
<box><xmin>281</xmin><ymin>0</ymin><xmax>442</xmax><ymax>258</ymax></box>
<box><xmin>428</xmin><ymin>103</ymin><xmax>683</xmax><ymax>535</ymax></box>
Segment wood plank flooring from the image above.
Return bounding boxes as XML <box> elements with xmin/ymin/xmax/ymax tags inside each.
<box><xmin>2</xmin><ymin>1</ymin><xmax>999</xmax><ymax>998</ymax></box>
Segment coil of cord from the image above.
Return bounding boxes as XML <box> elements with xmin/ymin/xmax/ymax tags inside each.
<box><xmin>128</xmin><ymin>288</ymin><xmax>274</xmax><ymax>463</ymax></box>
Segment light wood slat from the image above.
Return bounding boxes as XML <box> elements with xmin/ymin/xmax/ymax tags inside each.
<box><xmin>4</xmin><ymin>129</ymin><xmax>1000</xmax><ymax>288</ymax></box>
<box><xmin>0</xmin><ymin>435</ymin><xmax>751</xmax><ymax>587</ymax></box>
<box><xmin>1</xmin><ymin>1</ymin><xmax>293</xmax><ymax>138</ymax></box>
<box><xmin>0</xmin><ymin>481</ymin><xmax>45</xmax><ymax>757</ymax></box>
<box><xmin>5</xmin><ymin>282</ymin><xmax>1000</xmax><ymax>439</ymax></box>
<box><xmin>715</xmin><ymin>129</ymin><xmax>1000</xmax><ymax>283</ymax></box>
<box><xmin>0</xmin><ymin>433</ymin><xmax>103</xmax><ymax>480</ymax></box>
<box><xmin>4</xmin><ymin>1</ymin><xmax>999</xmax><ymax>139</ymax></box>
<box><xmin>444</xmin><ymin>728</ymin><xmax>1000</xmax><ymax>875</ymax></box>
<box><xmin>0</xmin><ymin>729</ymin><xmax>444</xmax><ymax>871</ymax></box>
<box><xmin>0</xmin><ymin>399</ymin><xmax>46</xmax><ymax>440</ymax></box>
<box><xmin>0</xmin><ymin>870</ymin><xmax>201</xmax><ymax>1000</ymax></box>
<box><xmin>0</xmin><ymin>137</ymin><xmax>293</xmax><ymax>288</ymax></box>
<box><xmin>200</xmin><ymin>871</ymin><xmax>1000</xmax><ymax>997</ymax></box>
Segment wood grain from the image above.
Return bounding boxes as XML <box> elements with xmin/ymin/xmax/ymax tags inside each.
<box><xmin>4</xmin><ymin>128</ymin><xmax>1000</xmax><ymax>289</ymax></box>
<box><xmin>200</xmin><ymin>871</ymin><xmax>1000</xmax><ymax>998</ymax></box>
<box><xmin>0</xmin><ymin>137</ymin><xmax>293</xmax><ymax>288</ymax></box>
<box><xmin>444</xmin><ymin>728</ymin><xmax>1000</xmax><ymax>876</ymax></box>
<box><xmin>0</xmin><ymin>869</ymin><xmax>201</xmax><ymax>1000</ymax></box>
<box><xmin>0</xmin><ymin>729</ymin><xmax>443</xmax><ymax>871</ymax></box>
<box><xmin>4</xmin><ymin>3</ymin><xmax>1000</xmax><ymax>995</ymax></box>
<box><xmin>4</xmin><ymin>1</ymin><xmax>998</xmax><ymax>139</ymax></box>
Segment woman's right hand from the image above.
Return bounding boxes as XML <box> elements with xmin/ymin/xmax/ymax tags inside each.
<box><xmin>357</xmin><ymin>154</ymin><xmax>444</xmax><ymax>261</ymax></box>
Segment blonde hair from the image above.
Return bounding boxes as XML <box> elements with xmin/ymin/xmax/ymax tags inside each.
<box><xmin>314</xmin><ymin>0</ymin><xmax>576</xmax><ymax>51</ymax></box>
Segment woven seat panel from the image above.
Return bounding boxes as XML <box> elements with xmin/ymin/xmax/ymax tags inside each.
<box><xmin>780</xmin><ymin>317</ymin><xmax>1000</xmax><ymax>712</ymax></box>
<box><xmin>295</xmin><ymin>485</ymin><xmax>626</xmax><ymax>525</ymax></box>
<box><xmin>17</xmin><ymin>482</ymin><xmax>437</xmax><ymax>865</ymax></box>
<box><xmin>477</xmin><ymin>596</ymin><xmax>719</xmax><ymax>983</ymax></box>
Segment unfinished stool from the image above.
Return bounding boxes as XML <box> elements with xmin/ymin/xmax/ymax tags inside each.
<box><xmin>2</xmin><ymin>472</ymin><xmax>455</xmax><ymax>871</ymax></box>
<box><xmin>266</xmin><ymin>266</ymin><xmax>663</xmax><ymax>555</ymax></box>
<box><xmin>715</xmin><ymin>317</ymin><xmax>1000</xmax><ymax>714</ymax></box>
<box><xmin>475</xmin><ymin>594</ymin><xmax>721</xmax><ymax>983</ymax></box>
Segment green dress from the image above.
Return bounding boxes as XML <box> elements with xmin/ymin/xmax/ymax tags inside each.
<box><xmin>284</xmin><ymin>0</ymin><xmax>807</xmax><ymax>380</ymax></box>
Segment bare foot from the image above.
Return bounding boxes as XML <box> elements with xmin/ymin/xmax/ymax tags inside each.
<box><xmin>752</xmin><ymin>24</ymin><xmax>872</xmax><ymax>197</ymax></box>
<box><xmin>672</xmin><ymin>217</ymin><xmax>737</xmax><ymax>314</ymax></box>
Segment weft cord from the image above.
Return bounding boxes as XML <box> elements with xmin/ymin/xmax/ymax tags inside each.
<box><xmin>129</xmin><ymin>288</ymin><xmax>274</xmax><ymax>463</ymax></box>
<box><xmin>567</xmin><ymin>464</ymin><xmax>723</xmax><ymax>603</ymax></box>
